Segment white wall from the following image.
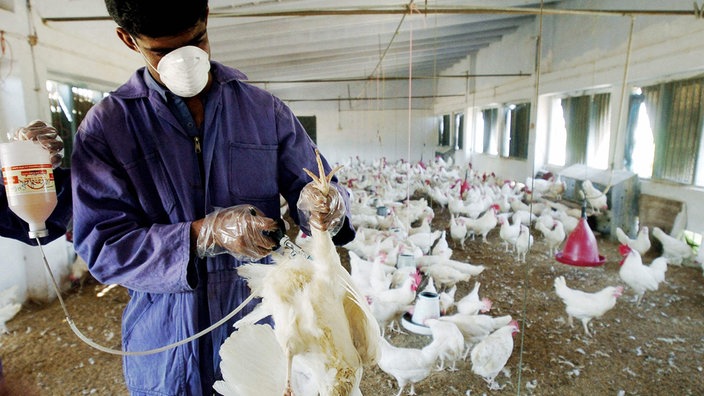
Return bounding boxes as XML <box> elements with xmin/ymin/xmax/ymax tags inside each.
<box><xmin>433</xmin><ymin>0</ymin><xmax>704</xmax><ymax>233</ymax></box>
<box><xmin>289</xmin><ymin>101</ymin><xmax>437</xmax><ymax>167</ymax></box>
<box><xmin>0</xmin><ymin>236</ymin><xmax>74</xmax><ymax>304</ymax></box>
<box><xmin>0</xmin><ymin>3</ymin><xmax>134</xmax><ymax>130</ymax></box>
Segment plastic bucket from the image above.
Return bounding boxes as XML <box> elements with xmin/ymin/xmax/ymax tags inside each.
<box><xmin>411</xmin><ymin>291</ymin><xmax>440</xmax><ymax>325</ymax></box>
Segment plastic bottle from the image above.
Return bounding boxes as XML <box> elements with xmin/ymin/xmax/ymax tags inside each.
<box><xmin>0</xmin><ymin>140</ymin><xmax>57</xmax><ymax>238</ymax></box>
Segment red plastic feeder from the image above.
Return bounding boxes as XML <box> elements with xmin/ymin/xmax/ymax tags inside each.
<box><xmin>555</xmin><ymin>217</ymin><xmax>606</xmax><ymax>267</ymax></box>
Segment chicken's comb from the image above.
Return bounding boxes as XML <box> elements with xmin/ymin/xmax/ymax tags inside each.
<box><xmin>480</xmin><ymin>298</ymin><xmax>493</xmax><ymax>312</ymax></box>
<box><xmin>510</xmin><ymin>320</ymin><xmax>520</xmax><ymax>331</ymax></box>
<box><xmin>411</xmin><ymin>270</ymin><xmax>423</xmax><ymax>286</ymax></box>
<box><xmin>618</xmin><ymin>244</ymin><xmax>631</xmax><ymax>257</ymax></box>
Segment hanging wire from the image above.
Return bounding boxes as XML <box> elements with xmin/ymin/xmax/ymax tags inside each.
<box><xmin>405</xmin><ymin>2</ymin><xmax>416</xmax><ymax>203</ymax></box>
<box><xmin>355</xmin><ymin>0</ymin><xmax>417</xmax><ymax>102</ymax></box>
<box><xmin>516</xmin><ymin>1</ymin><xmax>545</xmax><ymax>394</ymax></box>
<box><xmin>376</xmin><ymin>33</ymin><xmax>384</xmax><ymax>155</ymax></box>
<box><xmin>0</xmin><ymin>31</ymin><xmax>14</xmax><ymax>84</ymax></box>
<box><xmin>25</xmin><ymin>0</ymin><xmax>41</xmax><ymax>94</ymax></box>
<box><xmin>611</xmin><ymin>15</ymin><xmax>636</xmax><ymax>170</ymax></box>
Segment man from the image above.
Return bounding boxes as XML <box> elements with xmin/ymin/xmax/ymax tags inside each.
<box><xmin>71</xmin><ymin>1</ymin><xmax>355</xmax><ymax>394</ymax></box>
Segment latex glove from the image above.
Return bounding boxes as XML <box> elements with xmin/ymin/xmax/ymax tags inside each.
<box><xmin>11</xmin><ymin>120</ymin><xmax>64</xmax><ymax>168</ymax></box>
<box><xmin>297</xmin><ymin>181</ymin><xmax>346</xmax><ymax>235</ymax></box>
<box><xmin>196</xmin><ymin>205</ymin><xmax>279</xmax><ymax>261</ymax></box>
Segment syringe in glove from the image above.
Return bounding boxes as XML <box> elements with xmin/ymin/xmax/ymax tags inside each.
<box><xmin>263</xmin><ymin>218</ymin><xmax>314</xmax><ymax>260</ymax></box>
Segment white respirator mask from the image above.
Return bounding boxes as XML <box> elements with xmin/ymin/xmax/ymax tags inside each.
<box><xmin>139</xmin><ymin>44</ymin><xmax>211</xmax><ymax>98</ymax></box>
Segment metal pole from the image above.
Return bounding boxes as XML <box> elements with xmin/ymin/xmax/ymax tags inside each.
<box><xmin>42</xmin><ymin>6</ymin><xmax>698</xmax><ymax>23</ymax></box>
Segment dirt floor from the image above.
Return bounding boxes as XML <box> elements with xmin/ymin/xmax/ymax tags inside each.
<box><xmin>1</xmin><ymin>206</ymin><xmax>703</xmax><ymax>396</ymax></box>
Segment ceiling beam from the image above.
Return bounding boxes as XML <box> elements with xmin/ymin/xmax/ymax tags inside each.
<box><xmin>41</xmin><ymin>4</ymin><xmax>697</xmax><ymax>23</ymax></box>
<box><xmin>219</xmin><ymin>28</ymin><xmax>510</xmax><ymax>69</ymax></box>
<box><xmin>236</xmin><ymin>44</ymin><xmax>496</xmax><ymax>81</ymax></box>
<box><xmin>245</xmin><ymin>72</ymin><xmax>530</xmax><ymax>84</ymax></box>
<box><xmin>210</xmin><ymin>17</ymin><xmax>527</xmax><ymax>58</ymax></box>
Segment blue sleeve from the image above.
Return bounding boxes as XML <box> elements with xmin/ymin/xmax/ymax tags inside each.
<box><xmin>0</xmin><ymin>167</ymin><xmax>72</xmax><ymax>245</ymax></box>
<box><xmin>71</xmin><ymin>112</ymin><xmax>193</xmax><ymax>294</ymax></box>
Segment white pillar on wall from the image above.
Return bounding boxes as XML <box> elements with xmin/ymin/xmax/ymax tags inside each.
<box><xmin>0</xmin><ymin>8</ymin><xmax>35</xmax><ymax>136</ymax></box>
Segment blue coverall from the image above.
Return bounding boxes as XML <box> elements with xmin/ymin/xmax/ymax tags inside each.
<box><xmin>71</xmin><ymin>62</ymin><xmax>355</xmax><ymax>395</ymax></box>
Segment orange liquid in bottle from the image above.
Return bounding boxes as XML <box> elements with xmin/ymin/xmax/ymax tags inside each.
<box><xmin>1</xmin><ymin>141</ymin><xmax>58</xmax><ymax>238</ymax></box>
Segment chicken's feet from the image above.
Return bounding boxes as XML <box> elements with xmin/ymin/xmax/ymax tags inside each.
<box><xmin>461</xmin><ymin>345</ymin><xmax>471</xmax><ymax>360</ymax></box>
<box><xmin>388</xmin><ymin>320</ymin><xmax>407</xmax><ymax>335</ymax></box>
<box><xmin>581</xmin><ymin>319</ymin><xmax>593</xmax><ymax>337</ymax></box>
<box><xmin>303</xmin><ymin>148</ymin><xmax>343</xmax><ymax>196</ymax></box>
<box><xmin>634</xmin><ymin>294</ymin><xmax>644</xmax><ymax>306</ymax></box>
<box><xmin>487</xmin><ymin>379</ymin><xmax>505</xmax><ymax>391</ymax></box>
<box><xmin>393</xmin><ymin>382</ymin><xmax>405</xmax><ymax>396</ymax></box>
<box><xmin>435</xmin><ymin>361</ymin><xmax>445</xmax><ymax>371</ymax></box>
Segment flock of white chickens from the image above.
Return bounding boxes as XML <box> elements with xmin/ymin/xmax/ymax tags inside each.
<box><xmin>282</xmin><ymin>154</ymin><xmax>701</xmax><ymax>395</ymax></box>
<box><xmin>3</xmin><ymin>155</ymin><xmax>703</xmax><ymax>395</ymax></box>
<box><xmin>206</xmin><ymin>154</ymin><xmax>704</xmax><ymax>395</ymax></box>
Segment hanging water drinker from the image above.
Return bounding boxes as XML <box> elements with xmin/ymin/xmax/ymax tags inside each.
<box><xmin>555</xmin><ymin>198</ymin><xmax>606</xmax><ymax>267</ymax></box>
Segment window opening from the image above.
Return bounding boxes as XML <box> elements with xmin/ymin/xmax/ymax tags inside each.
<box><xmin>46</xmin><ymin>80</ymin><xmax>106</xmax><ymax>167</ymax></box>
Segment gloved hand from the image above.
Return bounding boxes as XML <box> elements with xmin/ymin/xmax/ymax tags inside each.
<box><xmin>297</xmin><ymin>181</ymin><xmax>346</xmax><ymax>235</ymax></box>
<box><xmin>11</xmin><ymin>120</ymin><xmax>64</xmax><ymax>168</ymax></box>
<box><xmin>196</xmin><ymin>205</ymin><xmax>279</xmax><ymax>261</ymax></box>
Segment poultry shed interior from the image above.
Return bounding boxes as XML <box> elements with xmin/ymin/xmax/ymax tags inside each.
<box><xmin>1</xmin><ymin>0</ymin><xmax>704</xmax><ymax>395</ymax></box>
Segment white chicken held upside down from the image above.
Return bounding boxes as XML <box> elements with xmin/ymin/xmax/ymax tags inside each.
<box><xmin>216</xmin><ymin>150</ymin><xmax>380</xmax><ymax>396</ymax></box>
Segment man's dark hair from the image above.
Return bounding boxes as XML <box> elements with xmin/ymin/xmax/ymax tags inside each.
<box><xmin>105</xmin><ymin>0</ymin><xmax>208</xmax><ymax>37</ymax></box>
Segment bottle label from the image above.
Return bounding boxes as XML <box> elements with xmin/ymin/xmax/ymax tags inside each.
<box><xmin>1</xmin><ymin>164</ymin><xmax>56</xmax><ymax>195</ymax></box>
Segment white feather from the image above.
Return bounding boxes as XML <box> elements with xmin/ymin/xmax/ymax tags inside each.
<box><xmin>214</xmin><ymin>324</ymin><xmax>287</xmax><ymax>396</ymax></box>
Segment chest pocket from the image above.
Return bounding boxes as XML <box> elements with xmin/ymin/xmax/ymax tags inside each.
<box><xmin>228</xmin><ymin>142</ymin><xmax>278</xmax><ymax>200</ymax></box>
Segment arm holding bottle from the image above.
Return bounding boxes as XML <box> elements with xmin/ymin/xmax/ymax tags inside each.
<box><xmin>0</xmin><ymin>120</ymin><xmax>72</xmax><ymax>244</ymax></box>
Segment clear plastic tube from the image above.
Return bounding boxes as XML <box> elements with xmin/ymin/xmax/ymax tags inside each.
<box><xmin>35</xmin><ymin>238</ymin><xmax>252</xmax><ymax>356</ymax></box>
